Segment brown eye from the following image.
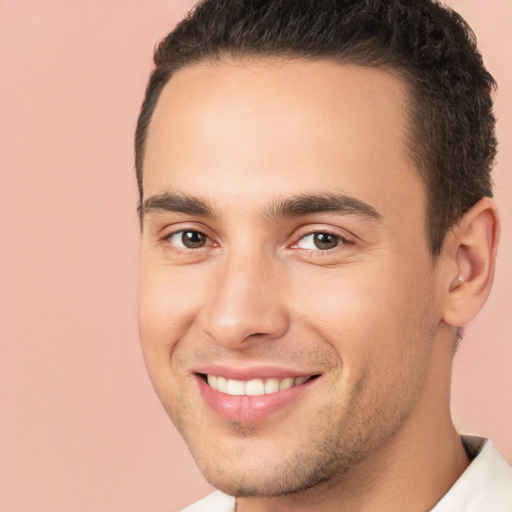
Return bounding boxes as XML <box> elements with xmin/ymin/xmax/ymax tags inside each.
<box><xmin>181</xmin><ymin>230</ymin><xmax>207</xmax><ymax>248</ymax></box>
<box><xmin>313</xmin><ymin>233</ymin><xmax>340</xmax><ymax>250</ymax></box>
<box><xmin>295</xmin><ymin>232</ymin><xmax>344</xmax><ymax>251</ymax></box>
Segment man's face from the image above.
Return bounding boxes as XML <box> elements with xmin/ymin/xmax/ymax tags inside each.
<box><xmin>138</xmin><ymin>60</ymin><xmax>445</xmax><ymax>496</ymax></box>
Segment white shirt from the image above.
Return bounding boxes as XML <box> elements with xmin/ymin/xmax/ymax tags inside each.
<box><xmin>181</xmin><ymin>437</ymin><xmax>512</xmax><ymax>512</ymax></box>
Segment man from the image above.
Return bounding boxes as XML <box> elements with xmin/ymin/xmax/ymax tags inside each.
<box><xmin>135</xmin><ymin>0</ymin><xmax>512</xmax><ymax>510</ymax></box>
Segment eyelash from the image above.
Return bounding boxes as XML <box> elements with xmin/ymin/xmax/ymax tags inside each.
<box><xmin>162</xmin><ymin>228</ymin><xmax>216</xmax><ymax>253</ymax></box>
<box><xmin>291</xmin><ymin>229</ymin><xmax>351</xmax><ymax>252</ymax></box>
<box><xmin>161</xmin><ymin>226</ymin><xmax>354</xmax><ymax>257</ymax></box>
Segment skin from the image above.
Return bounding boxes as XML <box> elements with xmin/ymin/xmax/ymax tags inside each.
<box><xmin>138</xmin><ymin>59</ymin><xmax>499</xmax><ymax>511</ymax></box>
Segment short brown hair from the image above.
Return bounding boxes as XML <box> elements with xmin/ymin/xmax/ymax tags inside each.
<box><xmin>135</xmin><ymin>0</ymin><xmax>497</xmax><ymax>255</ymax></box>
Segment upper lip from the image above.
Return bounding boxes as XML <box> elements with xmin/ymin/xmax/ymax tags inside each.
<box><xmin>192</xmin><ymin>364</ymin><xmax>321</xmax><ymax>381</ymax></box>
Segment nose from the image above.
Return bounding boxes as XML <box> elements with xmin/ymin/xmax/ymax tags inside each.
<box><xmin>199</xmin><ymin>249</ymin><xmax>289</xmax><ymax>349</ymax></box>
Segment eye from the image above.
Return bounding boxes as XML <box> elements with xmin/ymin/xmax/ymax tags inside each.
<box><xmin>167</xmin><ymin>230</ymin><xmax>209</xmax><ymax>249</ymax></box>
<box><xmin>295</xmin><ymin>232</ymin><xmax>344</xmax><ymax>250</ymax></box>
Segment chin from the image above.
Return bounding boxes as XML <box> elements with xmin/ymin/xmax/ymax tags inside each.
<box><xmin>200</xmin><ymin>463</ymin><xmax>333</xmax><ymax>498</ymax></box>
<box><xmin>186</xmin><ymin>431</ymin><xmax>358</xmax><ymax>499</ymax></box>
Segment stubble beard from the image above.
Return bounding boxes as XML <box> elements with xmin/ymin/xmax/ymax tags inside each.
<box><xmin>168</xmin><ymin>358</ymin><xmax>431</xmax><ymax>500</ymax></box>
<box><xmin>161</xmin><ymin>294</ymin><xmax>438</xmax><ymax>500</ymax></box>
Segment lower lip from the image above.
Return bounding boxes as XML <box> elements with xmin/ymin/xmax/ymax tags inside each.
<box><xmin>197</xmin><ymin>376</ymin><xmax>317</xmax><ymax>423</ymax></box>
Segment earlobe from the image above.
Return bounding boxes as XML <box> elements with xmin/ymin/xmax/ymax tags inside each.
<box><xmin>442</xmin><ymin>197</ymin><xmax>500</xmax><ymax>327</ymax></box>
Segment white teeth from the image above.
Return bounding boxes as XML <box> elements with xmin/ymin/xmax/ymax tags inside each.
<box><xmin>226</xmin><ymin>379</ymin><xmax>245</xmax><ymax>396</ymax></box>
<box><xmin>264</xmin><ymin>378</ymin><xmax>280</xmax><ymax>394</ymax></box>
<box><xmin>245</xmin><ymin>379</ymin><xmax>265</xmax><ymax>396</ymax></box>
<box><xmin>279</xmin><ymin>378</ymin><xmax>294</xmax><ymax>390</ymax></box>
<box><xmin>217</xmin><ymin>376</ymin><xmax>228</xmax><ymax>393</ymax></box>
<box><xmin>206</xmin><ymin>374</ymin><xmax>313</xmax><ymax>396</ymax></box>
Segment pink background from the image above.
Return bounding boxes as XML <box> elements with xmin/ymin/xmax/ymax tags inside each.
<box><xmin>0</xmin><ymin>1</ymin><xmax>510</xmax><ymax>511</ymax></box>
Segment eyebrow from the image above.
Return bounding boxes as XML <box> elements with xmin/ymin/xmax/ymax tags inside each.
<box><xmin>141</xmin><ymin>191</ymin><xmax>381</xmax><ymax>222</ymax></box>
<box><xmin>265</xmin><ymin>193</ymin><xmax>381</xmax><ymax>221</ymax></box>
<box><xmin>141</xmin><ymin>192</ymin><xmax>215</xmax><ymax>218</ymax></box>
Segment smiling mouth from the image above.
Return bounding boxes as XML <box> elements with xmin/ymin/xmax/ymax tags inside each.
<box><xmin>199</xmin><ymin>374</ymin><xmax>321</xmax><ymax>396</ymax></box>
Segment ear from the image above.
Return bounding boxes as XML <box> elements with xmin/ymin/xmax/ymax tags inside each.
<box><xmin>441</xmin><ymin>197</ymin><xmax>500</xmax><ymax>327</ymax></box>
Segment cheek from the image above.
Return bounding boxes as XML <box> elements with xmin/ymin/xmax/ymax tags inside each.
<box><xmin>137</xmin><ymin>258</ymin><xmax>201</xmax><ymax>350</ymax></box>
<box><xmin>137</xmin><ymin>266</ymin><xmax>185</xmax><ymax>388</ymax></box>
<box><xmin>289</xmin><ymin>256</ymin><xmax>435</xmax><ymax>370</ymax></box>
<box><xmin>137</xmin><ymin>263</ymin><xmax>191</xmax><ymax>410</ymax></box>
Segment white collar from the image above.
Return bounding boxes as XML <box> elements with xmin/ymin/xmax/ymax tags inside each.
<box><xmin>431</xmin><ymin>436</ymin><xmax>512</xmax><ymax>511</ymax></box>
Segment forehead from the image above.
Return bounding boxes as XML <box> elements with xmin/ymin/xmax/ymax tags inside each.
<box><xmin>143</xmin><ymin>59</ymin><xmax>424</xmax><ymax>224</ymax></box>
